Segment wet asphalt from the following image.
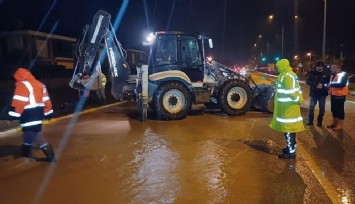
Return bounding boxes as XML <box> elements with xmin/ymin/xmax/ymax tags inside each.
<box><xmin>0</xmin><ymin>73</ymin><xmax>354</xmax><ymax>204</ymax></box>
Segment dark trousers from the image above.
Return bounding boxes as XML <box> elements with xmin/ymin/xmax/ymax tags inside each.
<box><xmin>308</xmin><ymin>95</ymin><xmax>327</xmax><ymax>123</ymax></box>
<box><xmin>331</xmin><ymin>95</ymin><xmax>346</xmax><ymax>119</ymax></box>
<box><xmin>23</xmin><ymin>131</ymin><xmax>47</xmax><ymax>148</ymax></box>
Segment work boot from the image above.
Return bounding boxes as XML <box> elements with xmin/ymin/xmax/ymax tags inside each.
<box><xmin>20</xmin><ymin>144</ymin><xmax>32</xmax><ymax>157</ymax></box>
<box><xmin>333</xmin><ymin>120</ymin><xmax>344</xmax><ymax>131</ymax></box>
<box><xmin>306</xmin><ymin>115</ymin><xmax>314</xmax><ymax>125</ymax></box>
<box><xmin>279</xmin><ymin>133</ymin><xmax>296</xmax><ymax>159</ymax></box>
<box><xmin>278</xmin><ymin>152</ymin><xmax>296</xmax><ymax>159</ymax></box>
<box><xmin>41</xmin><ymin>144</ymin><xmax>56</xmax><ymax>163</ymax></box>
<box><xmin>326</xmin><ymin>118</ymin><xmax>337</xmax><ymax>129</ymax></box>
<box><xmin>317</xmin><ymin>116</ymin><xmax>323</xmax><ymax>127</ymax></box>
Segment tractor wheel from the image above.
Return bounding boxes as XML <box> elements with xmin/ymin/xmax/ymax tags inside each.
<box><xmin>218</xmin><ymin>80</ymin><xmax>252</xmax><ymax>116</ymax></box>
<box><xmin>154</xmin><ymin>82</ymin><xmax>191</xmax><ymax>120</ymax></box>
<box><xmin>148</xmin><ymin>102</ymin><xmax>155</xmax><ymax>110</ymax></box>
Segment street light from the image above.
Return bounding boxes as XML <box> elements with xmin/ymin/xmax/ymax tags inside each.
<box><xmin>307</xmin><ymin>52</ymin><xmax>312</xmax><ymax>63</ymax></box>
<box><xmin>268</xmin><ymin>14</ymin><xmax>284</xmax><ymax>58</ymax></box>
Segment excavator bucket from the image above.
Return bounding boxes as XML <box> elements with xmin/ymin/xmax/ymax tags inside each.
<box><xmin>69</xmin><ymin>10</ymin><xmax>130</xmax><ymax>100</ymax></box>
<box><xmin>249</xmin><ymin>73</ymin><xmax>275</xmax><ymax>112</ymax></box>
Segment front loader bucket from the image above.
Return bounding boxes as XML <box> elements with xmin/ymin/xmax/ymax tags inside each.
<box><xmin>251</xmin><ymin>84</ymin><xmax>274</xmax><ymax>112</ymax></box>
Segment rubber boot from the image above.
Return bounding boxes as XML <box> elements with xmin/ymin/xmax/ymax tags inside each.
<box><xmin>326</xmin><ymin>117</ymin><xmax>337</xmax><ymax>129</ymax></box>
<box><xmin>279</xmin><ymin>133</ymin><xmax>296</xmax><ymax>159</ymax></box>
<box><xmin>41</xmin><ymin>144</ymin><xmax>56</xmax><ymax>163</ymax></box>
<box><xmin>20</xmin><ymin>144</ymin><xmax>32</xmax><ymax>157</ymax></box>
<box><xmin>333</xmin><ymin>120</ymin><xmax>344</xmax><ymax>131</ymax></box>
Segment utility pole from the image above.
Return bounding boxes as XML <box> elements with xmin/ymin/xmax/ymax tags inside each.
<box><xmin>282</xmin><ymin>25</ymin><xmax>284</xmax><ymax>58</ymax></box>
<box><xmin>322</xmin><ymin>0</ymin><xmax>327</xmax><ymax>62</ymax></box>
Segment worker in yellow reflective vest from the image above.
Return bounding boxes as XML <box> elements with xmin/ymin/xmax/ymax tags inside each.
<box><xmin>270</xmin><ymin>59</ymin><xmax>305</xmax><ymax>159</ymax></box>
<box><xmin>94</xmin><ymin>63</ymin><xmax>107</xmax><ymax>105</ymax></box>
<box><xmin>96</xmin><ymin>72</ymin><xmax>107</xmax><ymax>105</ymax></box>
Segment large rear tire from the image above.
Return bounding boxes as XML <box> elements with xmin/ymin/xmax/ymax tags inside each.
<box><xmin>154</xmin><ymin>82</ymin><xmax>191</xmax><ymax>120</ymax></box>
<box><xmin>218</xmin><ymin>80</ymin><xmax>252</xmax><ymax>116</ymax></box>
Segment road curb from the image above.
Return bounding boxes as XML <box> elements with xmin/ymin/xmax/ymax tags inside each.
<box><xmin>0</xmin><ymin>101</ymin><xmax>126</xmax><ymax>139</ymax></box>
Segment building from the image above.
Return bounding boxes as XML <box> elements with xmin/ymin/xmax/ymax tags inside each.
<box><xmin>125</xmin><ymin>49</ymin><xmax>148</xmax><ymax>74</ymax></box>
<box><xmin>0</xmin><ymin>30</ymin><xmax>77</xmax><ymax>79</ymax></box>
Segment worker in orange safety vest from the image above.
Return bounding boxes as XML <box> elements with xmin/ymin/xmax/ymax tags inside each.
<box><xmin>7</xmin><ymin>68</ymin><xmax>56</xmax><ymax>162</ymax></box>
<box><xmin>327</xmin><ymin>64</ymin><xmax>349</xmax><ymax>131</ymax></box>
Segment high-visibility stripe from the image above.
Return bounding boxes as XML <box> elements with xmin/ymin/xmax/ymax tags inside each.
<box><xmin>21</xmin><ymin>81</ymin><xmax>36</xmax><ymax>106</ymax></box>
<box><xmin>45</xmin><ymin>109</ymin><xmax>53</xmax><ymax>115</ymax></box>
<box><xmin>8</xmin><ymin>111</ymin><xmax>21</xmax><ymax>117</ymax></box>
<box><xmin>24</xmin><ymin>103</ymin><xmax>45</xmax><ymax>109</ymax></box>
<box><xmin>43</xmin><ymin>96</ymin><xmax>50</xmax><ymax>101</ymax></box>
<box><xmin>13</xmin><ymin>95</ymin><xmax>29</xmax><ymax>101</ymax></box>
<box><xmin>20</xmin><ymin>120</ymin><xmax>42</xmax><ymax>127</ymax></box>
<box><xmin>40</xmin><ymin>143</ymin><xmax>48</xmax><ymax>149</ymax></box>
<box><xmin>330</xmin><ymin>72</ymin><xmax>348</xmax><ymax>85</ymax></box>
<box><xmin>277</xmin><ymin>88</ymin><xmax>300</xmax><ymax>94</ymax></box>
<box><xmin>276</xmin><ymin>117</ymin><xmax>303</xmax><ymax>123</ymax></box>
<box><xmin>277</xmin><ymin>96</ymin><xmax>300</xmax><ymax>102</ymax></box>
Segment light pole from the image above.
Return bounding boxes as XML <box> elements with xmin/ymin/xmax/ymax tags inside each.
<box><xmin>281</xmin><ymin>25</ymin><xmax>284</xmax><ymax>58</ymax></box>
<box><xmin>268</xmin><ymin>15</ymin><xmax>284</xmax><ymax>58</ymax></box>
<box><xmin>322</xmin><ymin>0</ymin><xmax>327</xmax><ymax>62</ymax></box>
<box><xmin>340</xmin><ymin>43</ymin><xmax>346</xmax><ymax>65</ymax></box>
<box><xmin>307</xmin><ymin>52</ymin><xmax>312</xmax><ymax>62</ymax></box>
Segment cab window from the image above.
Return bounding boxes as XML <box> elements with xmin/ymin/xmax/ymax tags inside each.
<box><xmin>152</xmin><ymin>35</ymin><xmax>177</xmax><ymax>67</ymax></box>
<box><xmin>180</xmin><ymin>36</ymin><xmax>202</xmax><ymax>68</ymax></box>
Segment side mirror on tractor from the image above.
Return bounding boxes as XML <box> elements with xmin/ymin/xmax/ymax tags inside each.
<box><xmin>208</xmin><ymin>39</ymin><xmax>213</xmax><ymax>48</ymax></box>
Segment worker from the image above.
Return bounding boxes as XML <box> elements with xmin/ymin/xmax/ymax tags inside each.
<box><xmin>327</xmin><ymin>64</ymin><xmax>349</xmax><ymax>131</ymax></box>
<box><xmin>270</xmin><ymin>59</ymin><xmax>305</xmax><ymax>159</ymax></box>
<box><xmin>305</xmin><ymin>61</ymin><xmax>330</xmax><ymax>126</ymax></box>
<box><xmin>7</xmin><ymin>68</ymin><xmax>56</xmax><ymax>162</ymax></box>
<box><xmin>96</xmin><ymin>71</ymin><xmax>107</xmax><ymax>105</ymax></box>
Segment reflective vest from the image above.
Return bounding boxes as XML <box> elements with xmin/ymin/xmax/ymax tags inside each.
<box><xmin>8</xmin><ymin>69</ymin><xmax>53</xmax><ymax>132</ymax></box>
<box><xmin>329</xmin><ymin>71</ymin><xmax>349</xmax><ymax>96</ymax></box>
<box><xmin>270</xmin><ymin>70</ymin><xmax>305</xmax><ymax>133</ymax></box>
<box><xmin>101</xmin><ymin>73</ymin><xmax>107</xmax><ymax>89</ymax></box>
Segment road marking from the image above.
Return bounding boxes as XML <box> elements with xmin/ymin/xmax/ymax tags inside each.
<box><xmin>346</xmin><ymin>100</ymin><xmax>355</xmax><ymax>105</ymax></box>
<box><xmin>0</xmin><ymin>102</ymin><xmax>127</xmax><ymax>139</ymax></box>
<box><xmin>297</xmin><ymin>144</ymin><xmax>342</xmax><ymax>204</ymax></box>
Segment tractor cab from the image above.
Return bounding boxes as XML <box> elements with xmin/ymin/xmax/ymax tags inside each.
<box><xmin>144</xmin><ymin>32</ymin><xmax>212</xmax><ymax>82</ymax></box>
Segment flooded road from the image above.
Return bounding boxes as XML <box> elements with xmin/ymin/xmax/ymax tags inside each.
<box><xmin>0</xmin><ymin>74</ymin><xmax>354</xmax><ymax>203</ymax></box>
<box><xmin>0</xmin><ymin>102</ymin><xmax>332</xmax><ymax>204</ymax></box>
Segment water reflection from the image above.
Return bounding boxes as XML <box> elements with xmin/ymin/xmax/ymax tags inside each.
<box><xmin>194</xmin><ymin>140</ymin><xmax>228</xmax><ymax>203</ymax></box>
<box><xmin>129</xmin><ymin>127</ymin><xmax>179</xmax><ymax>204</ymax></box>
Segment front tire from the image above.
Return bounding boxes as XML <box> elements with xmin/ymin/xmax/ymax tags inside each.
<box><xmin>218</xmin><ymin>80</ymin><xmax>252</xmax><ymax>116</ymax></box>
<box><xmin>154</xmin><ymin>82</ymin><xmax>191</xmax><ymax>120</ymax></box>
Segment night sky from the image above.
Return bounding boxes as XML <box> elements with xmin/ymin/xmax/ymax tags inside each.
<box><xmin>1</xmin><ymin>0</ymin><xmax>355</xmax><ymax>65</ymax></box>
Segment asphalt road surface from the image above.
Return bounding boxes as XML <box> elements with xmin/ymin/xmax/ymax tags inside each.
<box><xmin>0</xmin><ymin>73</ymin><xmax>354</xmax><ymax>204</ymax></box>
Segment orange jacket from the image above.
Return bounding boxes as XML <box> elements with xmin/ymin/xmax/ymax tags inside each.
<box><xmin>8</xmin><ymin>68</ymin><xmax>53</xmax><ymax>131</ymax></box>
<box><xmin>329</xmin><ymin>71</ymin><xmax>349</xmax><ymax>96</ymax></box>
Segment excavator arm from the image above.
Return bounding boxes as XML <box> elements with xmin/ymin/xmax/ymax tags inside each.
<box><xmin>69</xmin><ymin>10</ymin><xmax>130</xmax><ymax>100</ymax></box>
